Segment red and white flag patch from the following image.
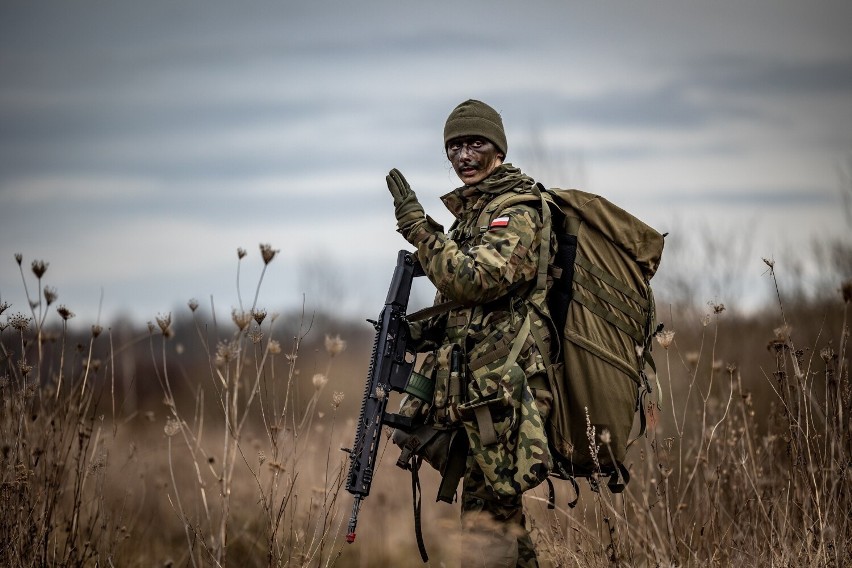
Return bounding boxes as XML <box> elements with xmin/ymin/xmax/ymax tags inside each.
<box><xmin>489</xmin><ymin>216</ymin><xmax>510</xmax><ymax>229</ymax></box>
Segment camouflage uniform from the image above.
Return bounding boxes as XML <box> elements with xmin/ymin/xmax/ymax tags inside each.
<box><xmin>402</xmin><ymin>163</ymin><xmax>554</xmax><ymax>567</ymax></box>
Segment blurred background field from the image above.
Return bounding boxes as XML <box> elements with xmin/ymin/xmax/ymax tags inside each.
<box><xmin>2</xmin><ymin>233</ymin><xmax>850</xmax><ymax>566</ymax></box>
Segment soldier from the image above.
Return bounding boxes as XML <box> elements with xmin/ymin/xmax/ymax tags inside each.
<box><xmin>387</xmin><ymin>99</ymin><xmax>554</xmax><ymax>567</ymax></box>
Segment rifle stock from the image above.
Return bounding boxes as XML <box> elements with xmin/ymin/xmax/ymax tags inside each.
<box><xmin>344</xmin><ymin>250</ymin><xmax>426</xmax><ymax>544</ymax></box>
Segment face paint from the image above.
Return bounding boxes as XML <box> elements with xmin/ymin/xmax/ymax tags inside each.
<box><xmin>446</xmin><ymin>136</ymin><xmax>504</xmax><ymax>185</ymax></box>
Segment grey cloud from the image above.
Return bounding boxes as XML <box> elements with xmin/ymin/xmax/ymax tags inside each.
<box><xmin>685</xmin><ymin>55</ymin><xmax>852</xmax><ymax>96</ymax></box>
<box><xmin>647</xmin><ymin>187</ymin><xmax>839</xmax><ymax>207</ymax></box>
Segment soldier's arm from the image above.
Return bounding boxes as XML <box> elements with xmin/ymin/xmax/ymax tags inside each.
<box><xmin>413</xmin><ymin>203</ymin><xmax>542</xmax><ymax>305</ymax></box>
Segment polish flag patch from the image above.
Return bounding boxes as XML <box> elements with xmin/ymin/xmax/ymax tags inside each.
<box><xmin>489</xmin><ymin>216</ymin><xmax>510</xmax><ymax>229</ymax></box>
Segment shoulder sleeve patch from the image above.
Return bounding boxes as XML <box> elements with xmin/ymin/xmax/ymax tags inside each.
<box><xmin>489</xmin><ymin>215</ymin><xmax>510</xmax><ymax>230</ymax></box>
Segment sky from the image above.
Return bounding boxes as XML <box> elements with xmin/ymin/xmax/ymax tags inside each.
<box><xmin>1</xmin><ymin>1</ymin><xmax>851</xmax><ymax>326</ymax></box>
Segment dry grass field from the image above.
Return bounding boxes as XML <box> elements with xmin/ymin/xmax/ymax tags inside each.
<box><xmin>2</xmin><ymin>243</ymin><xmax>850</xmax><ymax>567</ymax></box>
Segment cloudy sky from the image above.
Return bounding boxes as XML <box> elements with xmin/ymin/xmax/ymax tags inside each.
<box><xmin>1</xmin><ymin>1</ymin><xmax>851</xmax><ymax>325</ymax></box>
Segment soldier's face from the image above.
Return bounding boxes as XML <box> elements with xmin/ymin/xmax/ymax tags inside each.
<box><xmin>446</xmin><ymin>136</ymin><xmax>504</xmax><ymax>185</ymax></box>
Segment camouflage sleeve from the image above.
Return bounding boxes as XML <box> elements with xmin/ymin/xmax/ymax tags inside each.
<box><xmin>413</xmin><ymin>203</ymin><xmax>542</xmax><ymax>304</ymax></box>
<box><xmin>407</xmin><ymin>313</ymin><xmax>447</xmax><ymax>353</ymax></box>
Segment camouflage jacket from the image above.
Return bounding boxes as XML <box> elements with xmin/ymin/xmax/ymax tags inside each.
<box><xmin>404</xmin><ymin>163</ymin><xmax>553</xmax><ymax>498</ymax></box>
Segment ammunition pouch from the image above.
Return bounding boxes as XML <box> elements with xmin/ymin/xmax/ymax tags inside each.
<box><xmin>392</xmin><ymin>423</ymin><xmax>468</xmax><ymax>503</ymax></box>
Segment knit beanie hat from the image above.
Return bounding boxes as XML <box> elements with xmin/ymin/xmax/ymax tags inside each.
<box><xmin>443</xmin><ymin>99</ymin><xmax>507</xmax><ymax>156</ymax></box>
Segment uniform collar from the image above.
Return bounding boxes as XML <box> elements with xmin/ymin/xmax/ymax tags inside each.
<box><xmin>440</xmin><ymin>163</ymin><xmax>534</xmax><ymax>219</ymax></box>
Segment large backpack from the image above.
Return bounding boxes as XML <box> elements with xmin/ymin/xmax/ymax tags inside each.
<box><xmin>476</xmin><ymin>183</ymin><xmax>665</xmax><ymax>501</ymax></box>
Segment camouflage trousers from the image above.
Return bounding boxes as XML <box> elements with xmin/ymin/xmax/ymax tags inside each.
<box><xmin>459</xmin><ymin>453</ymin><xmax>538</xmax><ymax>568</ymax></box>
<box><xmin>457</xmin><ymin>381</ymin><xmax>552</xmax><ymax>568</ymax></box>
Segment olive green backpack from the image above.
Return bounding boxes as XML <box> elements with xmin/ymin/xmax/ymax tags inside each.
<box><xmin>476</xmin><ymin>184</ymin><xmax>665</xmax><ymax>502</ymax></box>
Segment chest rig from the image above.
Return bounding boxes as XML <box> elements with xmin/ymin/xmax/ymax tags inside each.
<box><xmin>425</xmin><ymin>190</ymin><xmax>539</xmax><ymax>430</ymax></box>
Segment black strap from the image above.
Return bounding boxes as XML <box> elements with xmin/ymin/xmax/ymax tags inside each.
<box><xmin>410</xmin><ymin>456</ymin><xmax>429</xmax><ymax>563</ymax></box>
<box><xmin>436</xmin><ymin>431</ymin><xmax>469</xmax><ymax>503</ymax></box>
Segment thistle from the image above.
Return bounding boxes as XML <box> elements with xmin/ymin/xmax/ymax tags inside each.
<box><xmin>31</xmin><ymin>260</ymin><xmax>48</xmax><ymax>279</ymax></box>
<box><xmin>57</xmin><ymin>305</ymin><xmax>75</xmax><ymax>321</ymax></box>
<box><xmin>325</xmin><ymin>334</ymin><xmax>347</xmax><ymax>357</ymax></box>
<box><xmin>43</xmin><ymin>286</ymin><xmax>58</xmax><ymax>306</ymax></box>
<box><xmin>312</xmin><ymin>373</ymin><xmax>328</xmax><ymax>390</ymax></box>
<box><xmin>332</xmin><ymin>391</ymin><xmax>345</xmax><ymax>408</ymax></box>
<box><xmin>656</xmin><ymin>330</ymin><xmax>675</xmax><ymax>349</ymax></box>
<box><xmin>232</xmin><ymin>309</ymin><xmax>251</xmax><ymax>331</ymax></box>
<box><xmin>259</xmin><ymin>243</ymin><xmax>278</xmax><ymax>265</ymax></box>
<box><xmin>252</xmin><ymin>308</ymin><xmax>267</xmax><ymax>325</ymax></box>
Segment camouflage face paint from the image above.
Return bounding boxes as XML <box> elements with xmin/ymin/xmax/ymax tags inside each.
<box><xmin>446</xmin><ymin>136</ymin><xmax>504</xmax><ymax>186</ymax></box>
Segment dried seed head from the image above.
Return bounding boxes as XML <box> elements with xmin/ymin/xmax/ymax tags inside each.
<box><xmin>710</xmin><ymin>302</ymin><xmax>725</xmax><ymax>315</ymax></box>
<box><xmin>332</xmin><ymin>391</ymin><xmax>344</xmax><ymax>408</ymax></box>
<box><xmin>237</xmin><ymin>247</ymin><xmax>247</xmax><ymax>259</ymax></box>
<box><xmin>258</xmin><ymin>451</ymin><xmax>266</xmax><ymax>466</ymax></box>
<box><xmin>599</xmin><ymin>428</ymin><xmax>612</xmax><ymax>445</ymax></box>
<box><xmin>325</xmin><ymin>334</ymin><xmax>347</xmax><ymax>357</ymax></box>
<box><xmin>91</xmin><ymin>324</ymin><xmax>103</xmax><ymax>338</ymax></box>
<box><xmin>43</xmin><ymin>286</ymin><xmax>58</xmax><ymax>306</ymax></box>
<box><xmin>0</xmin><ymin>302</ymin><xmax>10</xmax><ymax>316</ymax></box>
<box><xmin>57</xmin><ymin>305</ymin><xmax>75</xmax><ymax>321</ymax></box>
<box><xmin>773</xmin><ymin>324</ymin><xmax>793</xmax><ymax>343</ymax></box>
<box><xmin>762</xmin><ymin>257</ymin><xmax>775</xmax><ymax>269</ymax></box>
<box><xmin>375</xmin><ymin>386</ymin><xmax>386</xmax><ymax>400</ymax></box>
<box><xmin>18</xmin><ymin>360</ymin><xmax>32</xmax><ymax>376</ymax></box>
<box><xmin>164</xmin><ymin>418</ymin><xmax>181</xmax><ymax>437</ymax></box>
<box><xmin>685</xmin><ymin>351</ymin><xmax>700</xmax><ymax>367</ymax></box>
<box><xmin>187</xmin><ymin>298</ymin><xmax>199</xmax><ymax>312</ymax></box>
<box><xmin>14</xmin><ymin>253</ymin><xmax>23</xmax><ymax>266</ymax></box>
<box><xmin>252</xmin><ymin>308</ymin><xmax>267</xmax><ymax>325</ymax></box>
<box><xmin>259</xmin><ymin>243</ymin><xmax>278</xmax><ymax>265</ymax></box>
<box><xmin>8</xmin><ymin>312</ymin><xmax>30</xmax><ymax>332</ymax></box>
<box><xmin>214</xmin><ymin>340</ymin><xmax>240</xmax><ymax>366</ymax></box>
<box><xmin>267</xmin><ymin>339</ymin><xmax>281</xmax><ymax>354</ymax></box>
<box><xmin>248</xmin><ymin>328</ymin><xmax>263</xmax><ymax>344</ymax></box>
<box><xmin>656</xmin><ymin>330</ymin><xmax>675</xmax><ymax>349</ymax></box>
<box><xmin>312</xmin><ymin>373</ymin><xmax>328</xmax><ymax>390</ymax></box>
<box><xmin>31</xmin><ymin>260</ymin><xmax>48</xmax><ymax>279</ymax></box>
<box><xmin>726</xmin><ymin>363</ymin><xmax>738</xmax><ymax>374</ymax></box>
<box><xmin>820</xmin><ymin>346</ymin><xmax>835</xmax><ymax>363</ymax></box>
<box><xmin>156</xmin><ymin>313</ymin><xmax>172</xmax><ymax>335</ymax></box>
<box><xmin>232</xmin><ymin>309</ymin><xmax>251</xmax><ymax>331</ymax></box>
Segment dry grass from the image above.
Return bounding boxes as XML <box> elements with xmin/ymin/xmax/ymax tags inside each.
<box><xmin>2</xmin><ymin>244</ymin><xmax>851</xmax><ymax>567</ymax></box>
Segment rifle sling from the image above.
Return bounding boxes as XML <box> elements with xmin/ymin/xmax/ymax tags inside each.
<box><xmin>410</xmin><ymin>456</ymin><xmax>429</xmax><ymax>563</ymax></box>
<box><xmin>407</xmin><ymin>300</ymin><xmax>463</xmax><ymax>323</ymax></box>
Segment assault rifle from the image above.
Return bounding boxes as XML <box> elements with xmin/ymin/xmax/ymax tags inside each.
<box><xmin>343</xmin><ymin>250</ymin><xmax>433</xmax><ymax>544</ymax></box>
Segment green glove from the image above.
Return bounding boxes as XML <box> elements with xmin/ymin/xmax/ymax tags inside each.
<box><xmin>387</xmin><ymin>168</ymin><xmax>424</xmax><ymax>222</ymax></box>
<box><xmin>386</xmin><ymin>168</ymin><xmax>427</xmax><ymax>242</ymax></box>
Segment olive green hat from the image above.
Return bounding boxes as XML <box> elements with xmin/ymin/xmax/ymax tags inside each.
<box><xmin>443</xmin><ymin>99</ymin><xmax>507</xmax><ymax>156</ymax></box>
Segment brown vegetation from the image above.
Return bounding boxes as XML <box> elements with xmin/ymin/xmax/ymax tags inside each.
<box><xmin>2</xmin><ymin>241</ymin><xmax>850</xmax><ymax>567</ymax></box>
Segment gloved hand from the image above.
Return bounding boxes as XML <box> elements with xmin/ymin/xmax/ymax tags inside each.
<box><xmin>386</xmin><ymin>168</ymin><xmax>428</xmax><ymax>243</ymax></box>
